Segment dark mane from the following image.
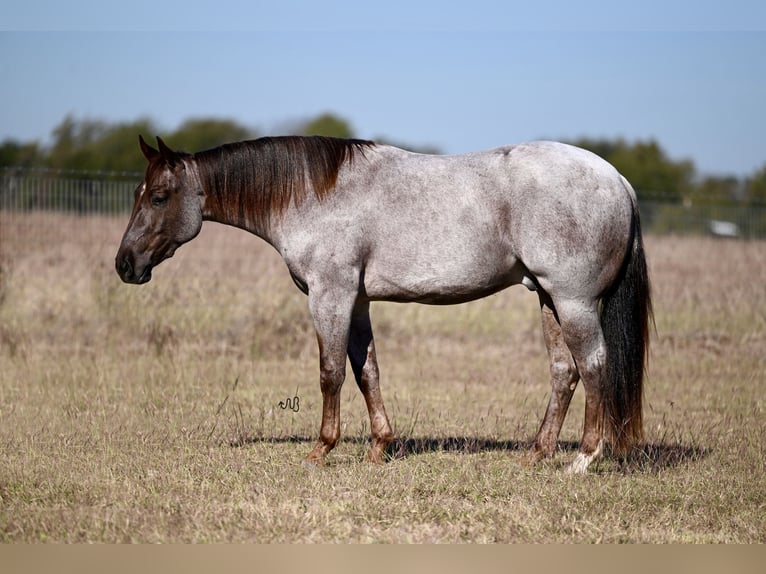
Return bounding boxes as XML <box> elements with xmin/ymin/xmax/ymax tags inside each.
<box><xmin>196</xmin><ymin>136</ymin><xmax>374</xmax><ymax>229</ymax></box>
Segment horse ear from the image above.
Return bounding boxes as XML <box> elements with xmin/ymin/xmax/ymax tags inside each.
<box><xmin>139</xmin><ymin>135</ymin><xmax>160</xmax><ymax>162</ymax></box>
<box><xmin>156</xmin><ymin>137</ymin><xmax>181</xmax><ymax>168</ymax></box>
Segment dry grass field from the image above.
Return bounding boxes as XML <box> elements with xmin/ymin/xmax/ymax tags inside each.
<box><xmin>0</xmin><ymin>212</ymin><xmax>764</xmax><ymax>543</ymax></box>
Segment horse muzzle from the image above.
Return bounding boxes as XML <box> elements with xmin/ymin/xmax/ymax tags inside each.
<box><xmin>116</xmin><ymin>252</ymin><xmax>153</xmax><ymax>284</ymax></box>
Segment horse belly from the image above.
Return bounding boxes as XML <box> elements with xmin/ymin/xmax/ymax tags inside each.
<box><xmin>362</xmin><ymin>242</ymin><xmax>524</xmax><ymax>304</ymax></box>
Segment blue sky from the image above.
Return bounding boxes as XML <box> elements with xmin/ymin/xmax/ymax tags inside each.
<box><xmin>2</xmin><ymin>1</ymin><xmax>766</xmax><ymax>176</ymax></box>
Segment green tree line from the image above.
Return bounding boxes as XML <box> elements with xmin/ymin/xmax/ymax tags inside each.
<box><xmin>569</xmin><ymin>137</ymin><xmax>766</xmax><ymax>206</ymax></box>
<box><xmin>0</xmin><ymin>113</ymin><xmax>437</xmax><ymax>174</ymax></box>
<box><xmin>2</xmin><ymin>113</ymin><xmax>765</xmax><ymax>205</ymax></box>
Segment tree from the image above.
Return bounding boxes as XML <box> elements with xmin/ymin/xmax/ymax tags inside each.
<box><xmin>43</xmin><ymin>116</ymin><xmax>257</xmax><ymax>172</ymax></box>
<box><xmin>746</xmin><ymin>164</ymin><xmax>766</xmax><ymax>204</ymax></box>
<box><xmin>571</xmin><ymin>138</ymin><xmax>694</xmax><ymax>202</ymax></box>
<box><xmin>46</xmin><ymin>115</ymin><xmax>159</xmax><ymax>173</ymax></box>
<box><xmin>299</xmin><ymin>113</ymin><xmax>354</xmax><ymax>138</ymax></box>
<box><xmin>691</xmin><ymin>175</ymin><xmax>742</xmax><ymax>204</ymax></box>
<box><xmin>165</xmin><ymin>118</ymin><xmax>254</xmax><ymax>153</ymax></box>
<box><xmin>0</xmin><ymin>140</ymin><xmax>42</xmax><ymax>167</ymax></box>
<box><xmin>88</xmin><ymin>118</ymin><xmax>160</xmax><ymax>173</ymax></box>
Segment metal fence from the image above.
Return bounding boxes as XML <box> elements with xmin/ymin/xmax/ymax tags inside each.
<box><xmin>2</xmin><ymin>166</ymin><xmax>766</xmax><ymax>238</ymax></box>
<box><xmin>1</xmin><ymin>167</ymin><xmax>139</xmax><ymax>215</ymax></box>
<box><xmin>639</xmin><ymin>191</ymin><xmax>766</xmax><ymax>238</ymax></box>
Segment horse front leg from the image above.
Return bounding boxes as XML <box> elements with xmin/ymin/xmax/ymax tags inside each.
<box><xmin>348</xmin><ymin>301</ymin><xmax>393</xmax><ymax>464</ymax></box>
<box><xmin>304</xmin><ymin>284</ymin><xmax>355</xmax><ymax>466</ymax></box>
<box><xmin>524</xmin><ymin>295</ymin><xmax>580</xmax><ymax>466</ymax></box>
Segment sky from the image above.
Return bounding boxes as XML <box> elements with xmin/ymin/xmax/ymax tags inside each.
<box><xmin>2</xmin><ymin>1</ymin><xmax>766</xmax><ymax>177</ymax></box>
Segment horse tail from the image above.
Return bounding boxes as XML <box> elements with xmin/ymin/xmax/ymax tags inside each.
<box><xmin>600</xmin><ymin>177</ymin><xmax>654</xmax><ymax>456</ymax></box>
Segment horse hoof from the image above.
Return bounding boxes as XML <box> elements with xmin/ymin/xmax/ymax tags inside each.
<box><xmin>366</xmin><ymin>451</ymin><xmax>386</xmax><ymax>465</ymax></box>
<box><xmin>520</xmin><ymin>448</ymin><xmax>545</xmax><ymax>468</ymax></box>
<box><xmin>566</xmin><ymin>453</ymin><xmax>592</xmax><ymax>474</ymax></box>
<box><xmin>302</xmin><ymin>456</ymin><xmax>324</xmax><ymax>469</ymax></box>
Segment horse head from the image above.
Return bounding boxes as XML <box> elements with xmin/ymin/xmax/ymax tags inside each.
<box><xmin>115</xmin><ymin>136</ymin><xmax>204</xmax><ymax>284</ymax></box>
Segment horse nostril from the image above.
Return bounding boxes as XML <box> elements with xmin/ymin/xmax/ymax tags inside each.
<box><xmin>117</xmin><ymin>255</ymin><xmax>134</xmax><ymax>280</ymax></box>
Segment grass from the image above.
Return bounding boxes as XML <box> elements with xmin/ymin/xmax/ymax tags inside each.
<box><xmin>0</xmin><ymin>213</ymin><xmax>764</xmax><ymax>542</ymax></box>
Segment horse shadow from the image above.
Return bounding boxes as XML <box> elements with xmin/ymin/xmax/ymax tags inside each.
<box><xmin>230</xmin><ymin>434</ymin><xmax>708</xmax><ymax>473</ymax></box>
<box><xmin>387</xmin><ymin>437</ymin><xmax>708</xmax><ymax>472</ymax></box>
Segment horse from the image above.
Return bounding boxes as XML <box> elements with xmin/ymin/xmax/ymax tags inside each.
<box><xmin>115</xmin><ymin>134</ymin><xmax>652</xmax><ymax>473</ymax></box>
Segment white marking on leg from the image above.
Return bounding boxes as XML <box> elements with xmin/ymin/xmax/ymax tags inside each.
<box><xmin>567</xmin><ymin>452</ymin><xmax>593</xmax><ymax>474</ymax></box>
<box><xmin>566</xmin><ymin>439</ymin><xmax>604</xmax><ymax>474</ymax></box>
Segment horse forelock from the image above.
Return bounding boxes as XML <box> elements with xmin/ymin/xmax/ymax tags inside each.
<box><xmin>194</xmin><ymin>136</ymin><xmax>374</xmax><ymax>230</ymax></box>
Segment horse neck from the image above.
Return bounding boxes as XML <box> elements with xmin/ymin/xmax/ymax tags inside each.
<box><xmin>194</xmin><ymin>149</ymin><xmax>283</xmax><ymax>242</ymax></box>
<box><xmin>195</xmin><ymin>136</ymin><xmax>372</xmax><ymax>244</ymax></box>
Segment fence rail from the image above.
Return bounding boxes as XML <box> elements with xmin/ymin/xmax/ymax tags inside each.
<box><xmin>639</xmin><ymin>191</ymin><xmax>766</xmax><ymax>238</ymax></box>
<box><xmin>2</xmin><ymin>167</ymin><xmax>766</xmax><ymax>237</ymax></box>
<box><xmin>1</xmin><ymin>167</ymin><xmax>140</xmax><ymax>215</ymax></box>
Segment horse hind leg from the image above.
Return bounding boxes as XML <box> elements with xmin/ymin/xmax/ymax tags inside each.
<box><xmin>552</xmin><ymin>297</ymin><xmax>608</xmax><ymax>473</ymax></box>
<box><xmin>348</xmin><ymin>301</ymin><xmax>393</xmax><ymax>464</ymax></box>
<box><xmin>524</xmin><ymin>294</ymin><xmax>580</xmax><ymax>466</ymax></box>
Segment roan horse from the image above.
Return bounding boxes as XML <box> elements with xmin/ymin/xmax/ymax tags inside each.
<box><xmin>116</xmin><ymin>135</ymin><xmax>652</xmax><ymax>473</ymax></box>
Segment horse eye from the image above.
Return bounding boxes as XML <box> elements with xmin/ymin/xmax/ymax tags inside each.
<box><xmin>151</xmin><ymin>195</ymin><xmax>168</xmax><ymax>207</ymax></box>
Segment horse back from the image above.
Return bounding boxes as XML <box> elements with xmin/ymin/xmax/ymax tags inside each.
<box><xmin>280</xmin><ymin>141</ymin><xmax>634</xmax><ymax>304</ymax></box>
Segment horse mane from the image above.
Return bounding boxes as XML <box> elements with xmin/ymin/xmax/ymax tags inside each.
<box><xmin>195</xmin><ymin>136</ymin><xmax>374</xmax><ymax>229</ymax></box>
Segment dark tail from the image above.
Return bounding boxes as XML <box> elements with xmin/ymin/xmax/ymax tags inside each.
<box><xmin>600</xmin><ymin>191</ymin><xmax>654</xmax><ymax>455</ymax></box>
